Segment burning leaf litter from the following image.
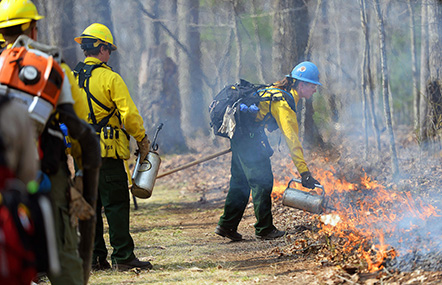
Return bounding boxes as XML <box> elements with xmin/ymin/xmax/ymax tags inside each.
<box><xmin>272</xmin><ymin>166</ymin><xmax>442</xmax><ymax>273</ymax></box>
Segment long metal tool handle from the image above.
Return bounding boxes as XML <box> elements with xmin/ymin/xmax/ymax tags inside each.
<box><xmin>157</xmin><ymin>148</ymin><xmax>231</xmax><ymax>179</ymax></box>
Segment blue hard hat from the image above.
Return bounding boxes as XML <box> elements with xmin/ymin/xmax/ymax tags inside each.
<box><xmin>287</xmin><ymin>61</ymin><xmax>322</xmax><ymax>86</ymax></box>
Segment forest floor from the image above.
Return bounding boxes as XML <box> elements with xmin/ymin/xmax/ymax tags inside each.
<box><xmin>45</xmin><ymin>125</ymin><xmax>442</xmax><ymax>284</ymax></box>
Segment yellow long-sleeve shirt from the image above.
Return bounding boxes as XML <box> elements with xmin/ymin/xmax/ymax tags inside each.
<box><xmin>78</xmin><ymin>57</ymin><xmax>146</xmax><ymax>142</ymax></box>
<box><xmin>256</xmin><ymin>87</ymin><xmax>309</xmax><ymax>174</ymax></box>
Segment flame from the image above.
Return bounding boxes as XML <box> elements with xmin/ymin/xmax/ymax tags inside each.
<box><xmin>273</xmin><ymin>167</ymin><xmax>440</xmax><ymax>272</ymax></box>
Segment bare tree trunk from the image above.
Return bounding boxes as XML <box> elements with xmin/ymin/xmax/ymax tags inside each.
<box><xmin>408</xmin><ymin>0</ymin><xmax>420</xmax><ymax>132</ymax></box>
<box><xmin>34</xmin><ymin>0</ymin><xmax>78</xmax><ymax>67</ymax></box>
<box><xmin>373</xmin><ymin>0</ymin><xmax>399</xmax><ymax>178</ymax></box>
<box><xmin>139</xmin><ymin>46</ymin><xmax>188</xmax><ymax>153</ymax></box>
<box><xmin>272</xmin><ymin>0</ymin><xmax>309</xmax><ymax>78</ymax></box>
<box><xmin>251</xmin><ymin>0</ymin><xmax>266</xmax><ymax>83</ymax></box>
<box><xmin>177</xmin><ymin>0</ymin><xmax>207</xmax><ymax>138</ymax></box>
<box><xmin>425</xmin><ymin>0</ymin><xmax>442</xmax><ymax>144</ymax></box>
<box><xmin>231</xmin><ymin>0</ymin><xmax>242</xmax><ymax>81</ymax></box>
<box><xmin>135</xmin><ymin>0</ymin><xmax>187</xmax><ymax>153</ymax></box>
<box><xmin>164</xmin><ymin>0</ymin><xmax>179</xmax><ymax>63</ymax></box>
<box><xmin>303</xmin><ymin>0</ymin><xmax>322</xmax><ymax>61</ymax></box>
<box><xmin>321</xmin><ymin>1</ymin><xmax>340</xmax><ymax>123</ymax></box>
<box><xmin>419</xmin><ymin>0</ymin><xmax>430</xmax><ymax>142</ymax></box>
<box><xmin>360</xmin><ymin>0</ymin><xmax>381</xmax><ymax>155</ymax></box>
<box><xmin>301</xmin><ymin>0</ymin><xmax>324</xmax><ymax>149</ymax></box>
<box><xmin>359</xmin><ymin>0</ymin><xmax>370</xmax><ymax>160</ymax></box>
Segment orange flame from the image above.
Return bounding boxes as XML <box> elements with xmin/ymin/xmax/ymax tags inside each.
<box><xmin>273</xmin><ymin>167</ymin><xmax>440</xmax><ymax>272</ymax></box>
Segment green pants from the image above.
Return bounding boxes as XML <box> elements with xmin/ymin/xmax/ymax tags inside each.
<box><xmin>93</xmin><ymin>158</ymin><xmax>135</xmax><ymax>265</ymax></box>
<box><xmin>218</xmin><ymin>130</ymin><xmax>275</xmax><ymax>236</ymax></box>
<box><xmin>47</xmin><ymin>167</ymin><xmax>84</xmax><ymax>285</ymax></box>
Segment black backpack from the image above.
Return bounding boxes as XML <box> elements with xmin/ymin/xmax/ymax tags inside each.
<box><xmin>208</xmin><ymin>79</ymin><xmax>296</xmax><ymax>138</ymax></box>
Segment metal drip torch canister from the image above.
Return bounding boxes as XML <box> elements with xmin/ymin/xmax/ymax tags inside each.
<box><xmin>282</xmin><ymin>178</ymin><xmax>326</xmax><ymax>214</ymax></box>
<box><xmin>131</xmin><ymin>123</ymin><xmax>163</xmax><ymax>199</ymax></box>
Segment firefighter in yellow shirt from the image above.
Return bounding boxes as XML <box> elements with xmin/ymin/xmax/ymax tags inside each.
<box><xmin>73</xmin><ymin>23</ymin><xmax>151</xmax><ymax>271</ymax></box>
<box><xmin>216</xmin><ymin>61</ymin><xmax>321</xmax><ymax>241</ymax></box>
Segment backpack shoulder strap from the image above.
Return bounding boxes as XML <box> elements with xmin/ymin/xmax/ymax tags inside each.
<box><xmin>257</xmin><ymin>87</ymin><xmax>296</xmax><ymax>113</ymax></box>
<box><xmin>73</xmin><ymin>62</ymin><xmax>103</xmax><ymax>89</ymax></box>
<box><xmin>73</xmin><ymin>62</ymin><xmax>118</xmax><ymax>131</ymax></box>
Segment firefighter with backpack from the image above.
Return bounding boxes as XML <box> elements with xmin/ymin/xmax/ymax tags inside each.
<box><xmin>215</xmin><ymin>61</ymin><xmax>322</xmax><ymax>241</ymax></box>
<box><xmin>73</xmin><ymin>23</ymin><xmax>152</xmax><ymax>271</ymax></box>
<box><xmin>0</xmin><ymin>0</ymin><xmax>101</xmax><ymax>284</ymax></box>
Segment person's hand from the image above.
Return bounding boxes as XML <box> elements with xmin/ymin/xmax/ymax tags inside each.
<box><xmin>69</xmin><ymin>185</ymin><xmax>95</xmax><ymax>227</ymax></box>
<box><xmin>300</xmin><ymin>171</ymin><xmax>320</xmax><ymax>189</ymax></box>
<box><xmin>136</xmin><ymin>135</ymin><xmax>150</xmax><ymax>163</ymax></box>
<box><xmin>73</xmin><ymin>173</ymin><xmax>83</xmax><ymax>194</ymax></box>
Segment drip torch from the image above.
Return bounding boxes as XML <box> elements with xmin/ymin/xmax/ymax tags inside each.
<box><xmin>131</xmin><ymin>123</ymin><xmax>163</xmax><ymax>199</ymax></box>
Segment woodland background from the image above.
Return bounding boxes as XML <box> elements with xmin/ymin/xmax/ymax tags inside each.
<box><xmin>32</xmin><ymin>0</ymin><xmax>442</xmax><ymax>182</ymax></box>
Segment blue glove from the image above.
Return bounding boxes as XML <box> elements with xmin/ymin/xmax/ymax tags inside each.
<box><xmin>248</xmin><ymin>104</ymin><xmax>259</xmax><ymax>113</ymax></box>
<box><xmin>240</xmin><ymin>103</ymin><xmax>248</xmax><ymax>112</ymax></box>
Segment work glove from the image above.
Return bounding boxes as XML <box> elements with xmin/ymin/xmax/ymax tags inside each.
<box><xmin>69</xmin><ymin>175</ymin><xmax>95</xmax><ymax>227</ymax></box>
<box><xmin>136</xmin><ymin>135</ymin><xmax>150</xmax><ymax>163</ymax></box>
<box><xmin>300</xmin><ymin>171</ymin><xmax>320</xmax><ymax>189</ymax></box>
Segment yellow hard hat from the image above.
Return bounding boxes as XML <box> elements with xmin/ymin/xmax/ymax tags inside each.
<box><xmin>74</xmin><ymin>23</ymin><xmax>117</xmax><ymax>51</ymax></box>
<box><xmin>0</xmin><ymin>0</ymin><xmax>44</xmax><ymax>29</ymax></box>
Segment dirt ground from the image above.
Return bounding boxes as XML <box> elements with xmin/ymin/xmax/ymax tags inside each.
<box><xmin>139</xmin><ymin>128</ymin><xmax>442</xmax><ymax>284</ymax></box>
<box><xmin>63</xmin><ymin>125</ymin><xmax>442</xmax><ymax>284</ymax></box>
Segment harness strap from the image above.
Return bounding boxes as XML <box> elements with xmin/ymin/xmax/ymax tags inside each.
<box><xmin>256</xmin><ymin>87</ymin><xmax>297</xmax><ymax>126</ymax></box>
<box><xmin>73</xmin><ymin>62</ymin><xmax>120</xmax><ymax>132</ymax></box>
<box><xmin>257</xmin><ymin>88</ymin><xmax>297</xmax><ymax>113</ymax></box>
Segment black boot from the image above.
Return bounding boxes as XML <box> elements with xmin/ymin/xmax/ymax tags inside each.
<box><xmin>113</xmin><ymin>258</ymin><xmax>153</xmax><ymax>271</ymax></box>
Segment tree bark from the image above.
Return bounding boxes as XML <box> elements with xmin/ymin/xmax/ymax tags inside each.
<box><xmin>360</xmin><ymin>0</ymin><xmax>370</xmax><ymax>160</ymax></box>
<box><xmin>321</xmin><ymin>1</ymin><xmax>340</xmax><ymax>123</ymax></box>
<box><xmin>408</xmin><ymin>0</ymin><xmax>420</xmax><ymax>132</ymax></box>
<box><xmin>373</xmin><ymin>0</ymin><xmax>399</xmax><ymax>178</ymax></box>
<box><xmin>231</xmin><ymin>0</ymin><xmax>242</xmax><ymax>81</ymax></box>
<box><xmin>177</xmin><ymin>0</ymin><xmax>207</xmax><ymax>138</ymax></box>
<box><xmin>34</xmin><ymin>0</ymin><xmax>78</xmax><ymax>67</ymax></box>
<box><xmin>301</xmin><ymin>0</ymin><xmax>325</xmax><ymax>149</ymax></box>
<box><xmin>139</xmin><ymin>46</ymin><xmax>188</xmax><ymax>154</ymax></box>
<box><xmin>425</xmin><ymin>0</ymin><xmax>442</xmax><ymax>143</ymax></box>
<box><xmin>360</xmin><ymin>0</ymin><xmax>381</xmax><ymax>156</ymax></box>
<box><xmin>419</xmin><ymin>0</ymin><xmax>430</xmax><ymax>142</ymax></box>
<box><xmin>251</xmin><ymin>0</ymin><xmax>266</xmax><ymax>83</ymax></box>
<box><xmin>272</xmin><ymin>0</ymin><xmax>309</xmax><ymax>78</ymax></box>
